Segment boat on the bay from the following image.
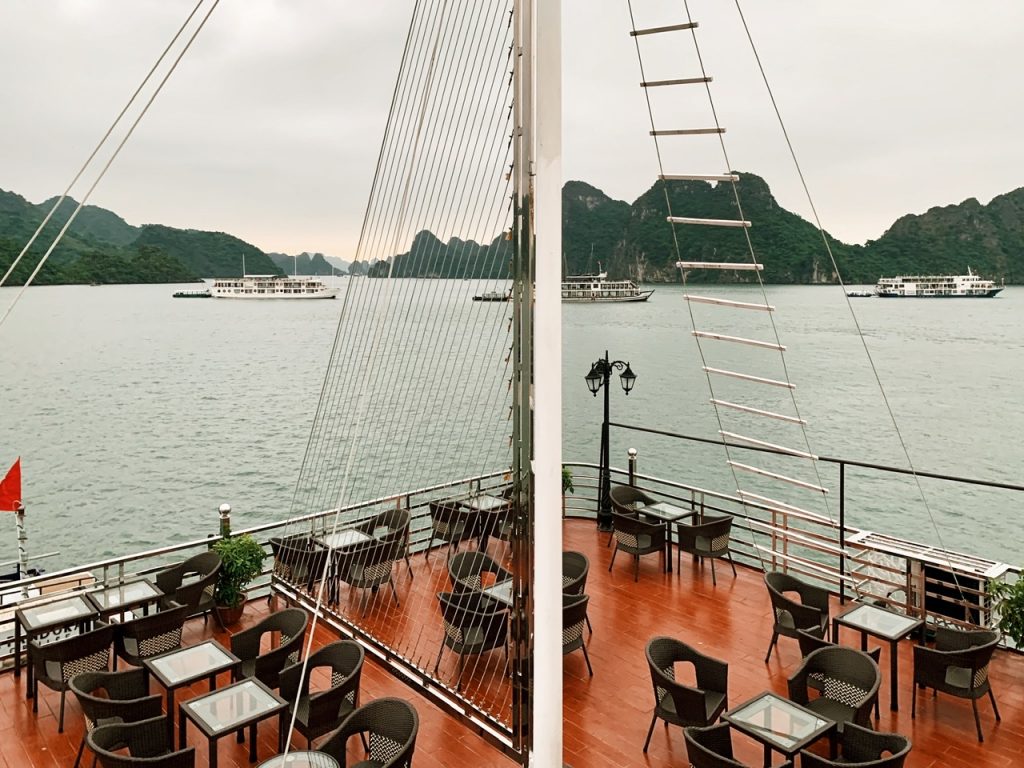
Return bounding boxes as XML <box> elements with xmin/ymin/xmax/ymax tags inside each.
<box><xmin>561</xmin><ymin>272</ymin><xmax>653</xmax><ymax>303</ymax></box>
<box><xmin>875</xmin><ymin>268</ymin><xmax>1003</xmax><ymax>298</ymax></box>
<box><xmin>208</xmin><ymin>274</ymin><xmax>338</xmax><ymax>299</ymax></box>
<box><xmin>846</xmin><ymin>290</ymin><xmax>873</xmax><ymax>298</ymax></box>
<box><xmin>472</xmin><ymin>290</ymin><xmax>510</xmax><ymax>302</ymax></box>
<box><xmin>172</xmin><ymin>289</ymin><xmax>212</xmax><ymax>298</ymax></box>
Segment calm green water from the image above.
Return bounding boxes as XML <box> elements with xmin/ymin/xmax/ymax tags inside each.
<box><xmin>1</xmin><ymin>281</ymin><xmax>1021</xmax><ymax>570</ymax></box>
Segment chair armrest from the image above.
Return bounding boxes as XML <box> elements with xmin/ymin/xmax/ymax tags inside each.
<box><xmin>693</xmin><ymin>653</ymin><xmax>729</xmax><ymax>695</ymax></box>
<box><xmin>797</xmin><ymin>582</ymin><xmax>831</xmax><ymax>614</ymax></box>
<box><xmin>230</xmin><ymin>624</ymin><xmax>265</xmax><ymax>661</ymax></box>
<box><xmin>278</xmin><ymin>658</ymin><xmax>311</xmax><ymax>703</ymax></box>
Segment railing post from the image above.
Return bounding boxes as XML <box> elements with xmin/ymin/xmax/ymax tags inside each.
<box><xmin>839</xmin><ymin>463</ymin><xmax>846</xmax><ymax>605</ymax></box>
<box><xmin>627</xmin><ymin>448</ymin><xmax>637</xmax><ymax>486</ymax></box>
<box><xmin>219</xmin><ymin>503</ymin><xmax>232</xmax><ymax>538</ymax></box>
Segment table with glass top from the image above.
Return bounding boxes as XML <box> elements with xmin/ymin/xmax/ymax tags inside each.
<box><xmin>14</xmin><ymin>594</ymin><xmax>99</xmax><ymax>697</ymax></box>
<box><xmin>637</xmin><ymin>500</ymin><xmax>696</xmax><ymax>573</ymax></box>
<box><xmin>832</xmin><ymin>602</ymin><xmax>924</xmax><ymax>712</ymax></box>
<box><xmin>460</xmin><ymin>493</ymin><xmax>511</xmax><ymax>550</ymax></box>
<box><xmin>86</xmin><ymin>576</ymin><xmax>163</xmax><ymax>619</ymax></box>
<box><xmin>179</xmin><ymin>677</ymin><xmax>288</xmax><ymax>768</ymax></box>
<box><xmin>257</xmin><ymin>751</ymin><xmax>339</xmax><ymax>768</ymax></box>
<box><xmin>482</xmin><ymin>578</ymin><xmax>514</xmax><ymax>607</ymax></box>
<box><xmin>145</xmin><ymin>639</ymin><xmax>240</xmax><ymax>742</ymax></box>
<box><xmin>724</xmin><ymin>691</ymin><xmax>835</xmax><ymax>768</ymax></box>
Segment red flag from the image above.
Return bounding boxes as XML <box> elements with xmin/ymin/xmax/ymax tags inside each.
<box><xmin>0</xmin><ymin>458</ymin><xmax>21</xmax><ymax>512</ymax></box>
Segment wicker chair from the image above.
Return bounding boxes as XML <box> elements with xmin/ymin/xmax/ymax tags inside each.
<box><xmin>113</xmin><ymin>602</ymin><xmax>189</xmax><ymax>669</ymax></box>
<box><xmin>675</xmin><ymin>514</ymin><xmax>737</xmax><ymax>586</ymax></box>
<box><xmin>32</xmin><ymin>621</ymin><xmax>115</xmax><ymax>732</ymax></box>
<box><xmin>562</xmin><ymin>593</ymin><xmax>592</xmax><ymax>676</ymax></box>
<box><xmin>797</xmin><ymin>628</ymin><xmax>881</xmax><ymax>719</ymax></box>
<box><xmin>230</xmin><ymin>607</ymin><xmax>308</xmax><ymax>690</ymax></box>
<box><xmin>609</xmin><ymin>511</ymin><xmax>666</xmax><ymax>581</ymax></box>
<box><xmin>562</xmin><ymin>550</ymin><xmax>592</xmax><ymax>633</ymax></box>
<box><xmin>319</xmin><ymin>697</ymin><xmax>419</xmax><ymax>768</ymax></box>
<box><xmin>435</xmin><ymin>590</ymin><xmax>509</xmax><ymax>690</ymax></box>
<box><xmin>269</xmin><ymin>534</ymin><xmax>329</xmax><ymax>593</ymax></box>
<box><xmin>355</xmin><ymin>508</ymin><xmax>413</xmax><ymax>578</ymax></box>
<box><xmin>763</xmin><ymin>571</ymin><xmax>831</xmax><ymax>663</ymax></box>
<box><xmin>787</xmin><ymin>646</ymin><xmax>880</xmax><ymax>733</ymax></box>
<box><xmin>88</xmin><ymin>715</ymin><xmax>195</xmax><ymax>767</ymax></box>
<box><xmin>912</xmin><ymin>626</ymin><xmax>1001</xmax><ymax>741</ymax></box>
<box><xmin>425</xmin><ymin>500</ymin><xmax>477</xmax><ymax>561</ymax></box>
<box><xmin>447</xmin><ymin>551</ymin><xmax>512</xmax><ymax>593</ymax></box>
<box><xmin>609</xmin><ymin>484</ymin><xmax>657</xmax><ymax>514</ymax></box>
<box><xmin>70</xmin><ymin>668</ymin><xmax>164</xmax><ymax>768</ymax></box>
<box><xmin>684</xmin><ymin>723</ymin><xmax>792</xmax><ymax>768</ymax></box>
<box><xmin>799</xmin><ymin>722</ymin><xmax>911</xmax><ymax>768</ymax></box>
<box><xmin>154</xmin><ymin>551</ymin><xmax>221</xmax><ymax>623</ymax></box>
<box><xmin>279</xmin><ymin>640</ymin><xmax>365</xmax><ymax>749</ymax></box>
<box><xmin>333</xmin><ymin>538</ymin><xmax>401</xmax><ymax>616</ymax></box>
<box><xmin>643</xmin><ymin>636</ymin><xmax>728</xmax><ymax>753</ymax></box>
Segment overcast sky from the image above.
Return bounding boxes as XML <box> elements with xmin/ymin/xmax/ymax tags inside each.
<box><xmin>1</xmin><ymin>1</ymin><xmax>1021</xmax><ymax>259</ymax></box>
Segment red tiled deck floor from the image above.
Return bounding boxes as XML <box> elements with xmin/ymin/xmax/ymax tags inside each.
<box><xmin>2</xmin><ymin>517</ymin><xmax>1023</xmax><ymax>767</ymax></box>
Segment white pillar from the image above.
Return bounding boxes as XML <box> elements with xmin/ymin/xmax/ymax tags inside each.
<box><xmin>531</xmin><ymin>0</ymin><xmax>562</xmax><ymax>764</ymax></box>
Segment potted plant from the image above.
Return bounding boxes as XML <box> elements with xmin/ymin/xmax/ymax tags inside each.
<box><xmin>562</xmin><ymin>466</ymin><xmax>574</xmax><ymax>517</ymax></box>
<box><xmin>989</xmin><ymin>577</ymin><xmax>1024</xmax><ymax>648</ymax></box>
<box><xmin>212</xmin><ymin>533</ymin><xmax>266</xmax><ymax>626</ymax></box>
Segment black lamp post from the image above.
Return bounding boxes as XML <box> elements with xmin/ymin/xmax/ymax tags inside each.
<box><xmin>585</xmin><ymin>350</ymin><xmax>636</xmax><ymax>531</ymax></box>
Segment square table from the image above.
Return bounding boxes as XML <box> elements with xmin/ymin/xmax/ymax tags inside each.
<box><xmin>638</xmin><ymin>501</ymin><xmax>695</xmax><ymax>573</ymax></box>
<box><xmin>145</xmin><ymin>639</ymin><xmax>240</xmax><ymax>742</ymax></box>
<box><xmin>460</xmin><ymin>493</ymin><xmax>511</xmax><ymax>550</ymax></box>
<box><xmin>314</xmin><ymin>529</ymin><xmax>375</xmax><ymax>604</ymax></box>
<box><xmin>86</xmin><ymin>577</ymin><xmax>163</xmax><ymax>619</ymax></box>
<box><xmin>482</xmin><ymin>578</ymin><xmax>513</xmax><ymax>607</ymax></box>
<box><xmin>179</xmin><ymin>677</ymin><xmax>288</xmax><ymax>768</ymax></box>
<box><xmin>14</xmin><ymin>594</ymin><xmax>98</xmax><ymax>697</ymax></box>
<box><xmin>832</xmin><ymin>602</ymin><xmax>924</xmax><ymax>712</ymax></box>
<box><xmin>724</xmin><ymin>691</ymin><xmax>835</xmax><ymax>768</ymax></box>
<box><xmin>257</xmin><ymin>751</ymin><xmax>339</xmax><ymax>768</ymax></box>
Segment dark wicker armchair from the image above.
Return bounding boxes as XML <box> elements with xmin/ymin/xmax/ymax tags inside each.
<box><xmin>32</xmin><ymin>621</ymin><xmax>115</xmax><ymax>732</ymax></box>
<box><xmin>676</xmin><ymin>514</ymin><xmax>737</xmax><ymax>586</ymax></box>
<box><xmin>333</xmin><ymin>537</ymin><xmax>401</xmax><ymax>616</ymax></box>
<box><xmin>355</xmin><ymin>508</ymin><xmax>413</xmax><ymax>578</ymax></box>
<box><xmin>425</xmin><ymin>500</ymin><xmax>477</xmax><ymax>561</ymax></box>
<box><xmin>230</xmin><ymin>607</ymin><xmax>308</xmax><ymax>690</ymax></box>
<box><xmin>643</xmin><ymin>636</ymin><xmax>728</xmax><ymax>753</ymax></box>
<box><xmin>787</xmin><ymin>646</ymin><xmax>880</xmax><ymax>732</ymax></box>
<box><xmin>609</xmin><ymin>511</ymin><xmax>666</xmax><ymax>581</ymax></box>
<box><xmin>269</xmin><ymin>534</ymin><xmax>329</xmax><ymax>593</ymax></box>
<box><xmin>684</xmin><ymin>722</ymin><xmax>792</xmax><ymax>768</ymax></box>
<box><xmin>797</xmin><ymin>628</ymin><xmax>881</xmax><ymax>719</ymax></box>
<box><xmin>319</xmin><ymin>697</ymin><xmax>419</xmax><ymax>768</ymax></box>
<box><xmin>70</xmin><ymin>668</ymin><xmax>164</xmax><ymax>768</ymax></box>
<box><xmin>763</xmin><ymin>571</ymin><xmax>830</xmax><ymax>663</ymax></box>
<box><xmin>88</xmin><ymin>715</ymin><xmax>195</xmax><ymax>767</ymax></box>
<box><xmin>562</xmin><ymin>550</ymin><xmax>592</xmax><ymax>633</ymax></box>
<box><xmin>912</xmin><ymin>626</ymin><xmax>1001</xmax><ymax>741</ymax></box>
<box><xmin>609</xmin><ymin>484</ymin><xmax>657</xmax><ymax>514</ymax></box>
<box><xmin>154</xmin><ymin>551</ymin><xmax>221</xmax><ymax>622</ymax></box>
<box><xmin>447</xmin><ymin>550</ymin><xmax>512</xmax><ymax>593</ymax></box>
<box><xmin>563</xmin><ymin>593</ymin><xmax>592</xmax><ymax>676</ymax></box>
<box><xmin>279</xmin><ymin>639</ymin><xmax>365</xmax><ymax>749</ymax></box>
<box><xmin>113</xmin><ymin>602</ymin><xmax>189</xmax><ymax>668</ymax></box>
<box><xmin>799</xmin><ymin>722</ymin><xmax>911</xmax><ymax>768</ymax></box>
<box><xmin>435</xmin><ymin>590</ymin><xmax>509</xmax><ymax>690</ymax></box>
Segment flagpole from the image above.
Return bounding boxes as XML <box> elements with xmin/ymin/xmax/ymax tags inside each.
<box><xmin>15</xmin><ymin>502</ymin><xmax>28</xmax><ymax>598</ymax></box>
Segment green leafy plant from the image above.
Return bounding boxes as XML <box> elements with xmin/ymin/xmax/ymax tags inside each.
<box><xmin>562</xmin><ymin>466</ymin><xmax>574</xmax><ymax>495</ymax></box>
<box><xmin>989</xmin><ymin>578</ymin><xmax>1024</xmax><ymax>646</ymax></box>
<box><xmin>212</xmin><ymin>534</ymin><xmax>266</xmax><ymax>609</ymax></box>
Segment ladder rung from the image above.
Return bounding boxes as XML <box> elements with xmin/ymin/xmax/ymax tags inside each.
<box><xmin>747</xmin><ymin>519</ymin><xmax>847</xmax><ymax>554</ymax></box>
<box><xmin>668</xmin><ymin>216</ymin><xmax>750</xmax><ymax>228</ymax></box>
<box><xmin>685</xmin><ymin>295</ymin><xmax>773</xmax><ymax>311</ymax></box>
<box><xmin>728</xmin><ymin>461</ymin><xmax>829</xmax><ymax>493</ymax></box>
<box><xmin>710</xmin><ymin>399</ymin><xmax>805</xmax><ymax>424</ymax></box>
<box><xmin>677</xmin><ymin>261</ymin><xmax>763</xmax><ymax>271</ymax></box>
<box><xmin>630</xmin><ymin>22</ymin><xmax>698</xmax><ymax>36</ymax></box>
<box><xmin>703</xmin><ymin>367</ymin><xmax>794</xmax><ymax>389</ymax></box>
<box><xmin>719</xmin><ymin>431</ymin><xmax>818</xmax><ymax>460</ymax></box>
<box><xmin>642</xmin><ymin>77</ymin><xmax>712</xmax><ymax>88</ymax></box>
<box><xmin>693</xmin><ymin>331</ymin><xmax>785</xmax><ymax>351</ymax></box>
<box><xmin>652</xmin><ymin>128</ymin><xmax>725</xmax><ymax>136</ymax></box>
<box><xmin>661</xmin><ymin>173</ymin><xmax>737</xmax><ymax>182</ymax></box>
<box><xmin>738</xmin><ymin>491</ymin><xmax>822</xmax><ymax>522</ymax></box>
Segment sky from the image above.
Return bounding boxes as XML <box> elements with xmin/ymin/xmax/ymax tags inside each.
<box><xmin>1</xmin><ymin>1</ymin><xmax>1022</xmax><ymax>259</ymax></box>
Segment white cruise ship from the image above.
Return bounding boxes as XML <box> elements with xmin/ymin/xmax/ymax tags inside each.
<box><xmin>874</xmin><ymin>268</ymin><xmax>1003</xmax><ymax>298</ymax></box>
<box><xmin>208</xmin><ymin>274</ymin><xmax>339</xmax><ymax>299</ymax></box>
<box><xmin>561</xmin><ymin>272</ymin><xmax>653</xmax><ymax>303</ymax></box>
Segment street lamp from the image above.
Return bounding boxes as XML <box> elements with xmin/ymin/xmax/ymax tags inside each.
<box><xmin>585</xmin><ymin>350</ymin><xmax>636</xmax><ymax>531</ymax></box>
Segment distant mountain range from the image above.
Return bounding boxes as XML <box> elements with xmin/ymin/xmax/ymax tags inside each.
<box><xmin>2</xmin><ymin>176</ymin><xmax>1023</xmax><ymax>285</ymax></box>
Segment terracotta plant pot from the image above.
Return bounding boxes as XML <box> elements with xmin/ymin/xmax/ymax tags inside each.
<box><xmin>215</xmin><ymin>597</ymin><xmax>247</xmax><ymax>627</ymax></box>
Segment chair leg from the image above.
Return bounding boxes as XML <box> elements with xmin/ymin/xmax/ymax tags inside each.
<box><xmin>389</xmin><ymin>577</ymin><xmax>400</xmax><ymax>607</ymax></box>
<box><xmin>710</xmin><ymin>558</ymin><xmax>717</xmax><ymax>586</ymax></box>
<box><xmin>434</xmin><ymin>644</ymin><xmax>445</xmax><ymax>674</ymax></box>
<box><xmin>73</xmin><ymin>735</ymin><xmax>86</xmax><ymax>768</ymax></box>
<box><xmin>912</xmin><ymin>682</ymin><xmax>917</xmax><ymax>719</ymax></box>
<box><xmin>58</xmin><ymin>690</ymin><xmax>66</xmax><ymax>733</ymax></box>
<box><xmin>643</xmin><ymin>713</ymin><xmax>658</xmax><ymax>752</ymax></box>
<box><xmin>634</xmin><ymin>555</ymin><xmax>639</xmax><ymax>582</ymax></box>
<box><xmin>726</xmin><ymin>550</ymin><xmax>738</xmax><ymax>577</ymax></box>
<box><xmin>764</xmin><ymin>631</ymin><xmax>778</xmax><ymax>663</ymax></box>
<box><xmin>585</xmin><ymin>614</ymin><xmax>593</xmax><ymax>634</ymax></box>
<box><xmin>989</xmin><ymin>688</ymin><xmax>1001</xmax><ymax>721</ymax></box>
<box><xmin>608</xmin><ymin>544</ymin><xmax>619</xmax><ymax>571</ymax></box>
<box><xmin>405</xmin><ymin>555</ymin><xmax>414</xmax><ymax>579</ymax></box>
<box><xmin>581</xmin><ymin>643</ymin><xmax>593</xmax><ymax>677</ymax></box>
<box><xmin>425</xmin><ymin>533</ymin><xmax>435</xmax><ymax>562</ymax></box>
<box><xmin>972</xmin><ymin>697</ymin><xmax>984</xmax><ymax>742</ymax></box>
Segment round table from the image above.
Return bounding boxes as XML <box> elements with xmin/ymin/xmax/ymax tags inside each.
<box><xmin>256</xmin><ymin>752</ymin><xmax>339</xmax><ymax>768</ymax></box>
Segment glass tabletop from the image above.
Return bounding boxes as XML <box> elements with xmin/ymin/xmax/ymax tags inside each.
<box><xmin>639</xmin><ymin>501</ymin><xmax>693</xmax><ymax>522</ymax></box>
<box><xmin>482</xmin><ymin>579</ymin><xmax>513</xmax><ymax>606</ymax></box>
<box><xmin>17</xmin><ymin>594</ymin><xmax>96</xmax><ymax>631</ymax></box>
<box><xmin>183</xmin><ymin>679</ymin><xmax>284</xmax><ymax>735</ymax></box>
<box><xmin>257</xmin><ymin>751</ymin><xmax>339</xmax><ymax>768</ymax></box>
<box><xmin>725</xmin><ymin>692</ymin><xmax>831</xmax><ymax>751</ymax></box>
<box><xmin>147</xmin><ymin>640</ymin><xmax>237</xmax><ymax>686</ymax></box>
<box><xmin>88</xmin><ymin>579</ymin><xmax>161</xmax><ymax>610</ymax></box>
<box><xmin>316</xmin><ymin>529</ymin><xmax>373</xmax><ymax>550</ymax></box>
<box><xmin>836</xmin><ymin>603</ymin><xmax>923</xmax><ymax>640</ymax></box>
<box><xmin>463</xmin><ymin>494</ymin><xmax>508</xmax><ymax>512</ymax></box>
